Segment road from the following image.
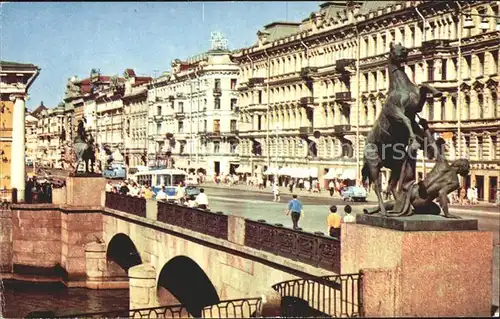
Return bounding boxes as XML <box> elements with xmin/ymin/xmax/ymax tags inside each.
<box><xmin>147</xmin><ymin>187</ymin><xmax>500</xmax><ymax>307</ymax></box>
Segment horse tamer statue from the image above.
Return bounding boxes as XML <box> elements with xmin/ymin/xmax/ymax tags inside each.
<box><xmin>362</xmin><ymin>42</ymin><xmax>467</xmax><ymax>218</ymax></box>
<box><xmin>71</xmin><ymin>120</ymin><xmax>96</xmax><ymax>175</ymax></box>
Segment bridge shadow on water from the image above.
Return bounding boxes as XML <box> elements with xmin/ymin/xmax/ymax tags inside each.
<box><xmin>157</xmin><ymin>256</ymin><xmax>220</xmax><ymax>317</ymax></box>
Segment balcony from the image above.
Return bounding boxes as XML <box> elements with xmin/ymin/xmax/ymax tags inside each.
<box><xmin>248</xmin><ymin>77</ymin><xmax>265</xmax><ymax>87</ymax></box>
<box><xmin>299</xmin><ymin>96</ymin><xmax>315</xmax><ymax>108</ymax></box>
<box><xmin>176</xmin><ymin>92</ymin><xmax>185</xmax><ymax>99</ymax></box>
<box><xmin>335</xmin><ymin>59</ymin><xmax>355</xmax><ymax>73</ymax></box>
<box><xmin>222</xmin><ymin>130</ymin><xmax>239</xmax><ymax>138</ymax></box>
<box><xmin>421</xmin><ymin>39</ymin><xmax>452</xmax><ymax>53</ymax></box>
<box><xmin>300</xmin><ymin>67</ymin><xmax>318</xmax><ymax>79</ymax></box>
<box><xmin>206</xmin><ymin>131</ymin><xmax>222</xmax><ymax>139</ymax></box>
<box><xmin>168</xmin><ymin>95</ymin><xmax>175</xmax><ymax>101</ymax></box>
<box><xmin>335</xmin><ymin>92</ymin><xmax>352</xmax><ymax>102</ymax></box>
<box><xmin>299</xmin><ymin>126</ymin><xmax>313</xmax><ymax>136</ymax></box>
<box><xmin>174</xmin><ymin>111</ymin><xmax>185</xmax><ymax>118</ymax></box>
<box><xmin>332</xmin><ymin>125</ymin><xmax>351</xmax><ymax>135</ymax></box>
<box><xmin>213</xmin><ymin>87</ymin><xmax>222</xmax><ymax>96</ymax></box>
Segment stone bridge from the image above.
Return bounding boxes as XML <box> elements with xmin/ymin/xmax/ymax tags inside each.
<box><xmin>0</xmin><ymin>176</ymin><xmax>493</xmax><ymax>317</ymax></box>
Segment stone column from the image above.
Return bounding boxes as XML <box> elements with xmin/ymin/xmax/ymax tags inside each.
<box><xmin>10</xmin><ymin>94</ymin><xmax>26</xmax><ymax>202</ymax></box>
<box><xmin>129</xmin><ymin>263</ymin><xmax>159</xmax><ymax>310</ymax></box>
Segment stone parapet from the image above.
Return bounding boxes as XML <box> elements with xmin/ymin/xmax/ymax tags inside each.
<box><xmin>341</xmin><ymin>223</ymin><xmax>493</xmax><ymax>317</ymax></box>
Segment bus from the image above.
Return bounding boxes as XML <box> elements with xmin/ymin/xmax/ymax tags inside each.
<box><xmin>133</xmin><ymin>168</ymin><xmax>187</xmax><ymax>201</ymax></box>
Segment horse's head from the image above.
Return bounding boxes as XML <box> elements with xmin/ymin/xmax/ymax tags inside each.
<box><xmin>451</xmin><ymin>159</ymin><xmax>470</xmax><ymax>177</ymax></box>
<box><xmin>389</xmin><ymin>42</ymin><xmax>409</xmax><ymax>66</ymax></box>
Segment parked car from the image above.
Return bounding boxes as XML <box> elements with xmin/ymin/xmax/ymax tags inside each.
<box><xmin>103</xmin><ymin>164</ymin><xmax>127</xmax><ymax>180</ymax></box>
<box><xmin>341</xmin><ymin>186</ymin><xmax>368</xmax><ymax>202</ymax></box>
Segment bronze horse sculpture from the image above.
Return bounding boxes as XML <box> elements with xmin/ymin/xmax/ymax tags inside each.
<box><xmin>361</xmin><ymin>42</ymin><xmax>443</xmax><ymax>217</ymax></box>
<box><xmin>72</xmin><ymin>120</ymin><xmax>96</xmax><ymax>175</ymax></box>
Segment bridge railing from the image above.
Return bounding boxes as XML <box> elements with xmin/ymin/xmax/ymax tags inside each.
<box><xmin>272</xmin><ymin>272</ymin><xmax>363</xmax><ymax>318</ymax></box>
<box><xmin>55</xmin><ymin>297</ymin><xmax>262</xmax><ymax>318</ymax></box>
<box><xmin>244</xmin><ymin>219</ymin><xmax>341</xmax><ymax>273</ymax></box>
<box><xmin>157</xmin><ymin>201</ymin><xmax>229</xmax><ymax>240</ymax></box>
<box><xmin>105</xmin><ymin>192</ymin><xmax>146</xmax><ymax>218</ymax></box>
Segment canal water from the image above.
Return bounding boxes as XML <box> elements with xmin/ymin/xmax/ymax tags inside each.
<box><xmin>1</xmin><ymin>280</ymin><xmax>129</xmax><ymax>318</ymax></box>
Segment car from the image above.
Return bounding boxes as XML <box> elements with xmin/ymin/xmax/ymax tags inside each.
<box><xmin>341</xmin><ymin>186</ymin><xmax>368</xmax><ymax>202</ymax></box>
<box><xmin>103</xmin><ymin>164</ymin><xmax>127</xmax><ymax>180</ymax></box>
<box><xmin>185</xmin><ymin>186</ymin><xmax>200</xmax><ymax>200</ymax></box>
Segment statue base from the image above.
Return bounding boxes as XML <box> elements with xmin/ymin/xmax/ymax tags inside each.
<box><xmin>356</xmin><ymin>214</ymin><xmax>478</xmax><ymax>231</ymax></box>
<box><xmin>66</xmin><ymin>176</ymin><xmax>106</xmax><ymax>206</ymax></box>
<box><xmin>341</xmin><ymin>223</ymin><xmax>493</xmax><ymax>317</ymax></box>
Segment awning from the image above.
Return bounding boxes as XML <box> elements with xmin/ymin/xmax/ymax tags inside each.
<box><xmin>323</xmin><ymin>168</ymin><xmax>341</xmax><ymax>179</ymax></box>
<box><xmin>263</xmin><ymin>167</ymin><xmax>279</xmax><ymax>175</ymax></box>
<box><xmin>278</xmin><ymin>167</ymin><xmax>292</xmax><ymax>175</ymax></box>
<box><xmin>309</xmin><ymin>167</ymin><xmax>318</xmax><ymax>178</ymax></box>
<box><xmin>340</xmin><ymin>168</ymin><xmax>356</xmax><ymax>180</ymax></box>
<box><xmin>236</xmin><ymin>165</ymin><xmax>252</xmax><ymax>173</ymax></box>
<box><xmin>290</xmin><ymin>168</ymin><xmax>310</xmax><ymax>178</ymax></box>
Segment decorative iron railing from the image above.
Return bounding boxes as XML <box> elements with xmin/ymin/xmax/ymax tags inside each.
<box><xmin>157</xmin><ymin>201</ymin><xmax>228</xmax><ymax>240</ymax></box>
<box><xmin>105</xmin><ymin>192</ymin><xmax>146</xmax><ymax>218</ymax></box>
<box><xmin>245</xmin><ymin>219</ymin><xmax>341</xmax><ymax>273</ymax></box>
<box><xmin>272</xmin><ymin>272</ymin><xmax>363</xmax><ymax>318</ymax></box>
<box><xmin>55</xmin><ymin>297</ymin><xmax>262</xmax><ymax>318</ymax></box>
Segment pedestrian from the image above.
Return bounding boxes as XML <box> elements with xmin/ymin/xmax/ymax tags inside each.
<box><xmin>195</xmin><ymin>188</ymin><xmax>209</xmax><ymax>210</ymax></box>
<box><xmin>120</xmin><ymin>182</ymin><xmax>130</xmax><ymax>195</ymax></box>
<box><xmin>327</xmin><ymin>205</ymin><xmax>341</xmax><ymax>238</ymax></box>
<box><xmin>343</xmin><ymin>205</ymin><xmax>355</xmax><ymax>223</ymax></box>
<box><xmin>328</xmin><ymin>180</ymin><xmax>335</xmax><ymax>197</ymax></box>
<box><xmin>156</xmin><ymin>186</ymin><xmax>167</xmax><ymax>201</ymax></box>
<box><xmin>176</xmin><ymin>182</ymin><xmax>186</xmax><ymax>205</ymax></box>
<box><xmin>288</xmin><ymin>180</ymin><xmax>294</xmax><ymax>193</ymax></box>
<box><xmin>286</xmin><ymin>194</ymin><xmax>304</xmax><ymax>230</ymax></box>
<box><xmin>105</xmin><ymin>181</ymin><xmax>113</xmax><ymax>193</ymax></box>
<box><xmin>273</xmin><ymin>182</ymin><xmax>281</xmax><ymax>202</ymax></box>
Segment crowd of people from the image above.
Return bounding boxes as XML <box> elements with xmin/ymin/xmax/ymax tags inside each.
<box><xmin>105</xmin><ymin>180</ymin><xmax>210</xmax><ymax>210</ymax></box>
<box><xmin>24</xmin><ymin>175</ymin><xmax>64</xmax><ymax>204</ymax></box>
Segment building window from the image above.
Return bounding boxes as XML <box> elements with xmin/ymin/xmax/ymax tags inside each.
<box><xmin>258</xmin><ymin>91</ymin><xmax>263</xmax><ymax>104</ymax></box>
<box><xmin>214</xmin><ymin>78</ymin><xmax>221</xmax><ymax>90</ymax></box>
<box><xmin>478</xmin><ymin>94</ymin><xmax>484</xmax><ymax>118</ymax></box>
<box><xmin>180</xmin><ymin>143</ymin><xmax>185</xmax><ymax>154</ymax></box>
<box><xmin>428</xmin><ymin>98</ymin><xmax>434</xmax><ymax>121</ymax></box>
<box><xmin>203</xmin><ymin>99</ymin><xmax>207</xmax><ymax>111</ymax></box>
<box><xmin>156</xmin><ymin>123</ymin><xmax>161</xmax><ymax>134</ymax></box>
<box><xmin>214</xmin><ymin>98</ymin><xmax>221</xmax><ymax>110</ymax></box>
<box><xmin>258</xmin><ymin>115</ymin><xmax>262</xmax><ymax>130</ymax></box>
<box><xmin>204</xmin><ymin>120</ymin><xmax>207</xmax><ymax>132</ymax></box>
<box><xmin>230</xmin><ymin>119</ymin><xmax>237</xmax><ymax>132</ymax></box>
<box><xmin>230</xmin><ymin>142</ymin><xmax>237</xmax><ymax>153</ymax></box>
<box><xmin>178</xmin><ymin>102</ymin><xmax>184</xmax><ymax>113</ymax></box>
<box><xmin>441</xmin><ymin>97</ymin><xmax>446</xmax><ymax>121</ymax></box>
<box><xmin>230</xmin><ymin>79</ymin><xmax>237</xmax><ymax>90</ymax></box>
<box><xmin>492</xmin><ymin>136</ymin><xmax>497</xmax><ymax>160</ymax></box>
<box><xmin>230</xmin><ymin>98</ymin><xmax>237</xmax><ymax>111</ymax></box>
<box><xmin>178</xmin><ymin>121</ymin><xmax>184</xmax><ymax>133</ymax></box>
<box><xmin>157</xmin><ymin>105</ymin><xmax>162</xmax><ymax>116</ymax></box>
<box><xmin>213</xmin><ymin>141</ymin><xmax>220</xmax><ymax>153</ymax></box>
<box><xmin>213</xmin><ymin>119</ymin><xmax>220</xmax><ymax>133</ymax></box>
<box><xmin>477</xmin><ymin>136</ymin><xmax>483</xmax><ymax>160</ymax></box>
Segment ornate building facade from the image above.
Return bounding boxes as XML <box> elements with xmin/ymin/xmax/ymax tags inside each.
<box><xmin>122</xmin><ymin>69</ymin><xmax>152</xmax><ymax>167</ymax></box>
<box><xmin>36</xmin><ymin>104</ymin><xmax>65</xmax><ymax>167</ymax></box>
<box><xmin>234</xmin><ymin>0</ymin><xmax>499</xmax><ymax>202</ymax></box>
<box><xmin>148</xmin><ymin>46</ymin><xmax>240</xmax><ymax>176</ymax></box>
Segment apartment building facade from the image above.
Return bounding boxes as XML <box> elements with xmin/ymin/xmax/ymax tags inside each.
<box><xmin>233</xmin><ymin>0</ymin><xmax>499</xmax><ymax>201</ymax></box>
<box><xmin>148</xmin><ymin>47</ymin><xmax>240</xmax><ymax>175</ymax></box>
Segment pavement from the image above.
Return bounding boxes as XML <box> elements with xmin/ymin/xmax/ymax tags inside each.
<box><xmin>200</xmin><ymin>181</ymin><xmax>500</xmax><ymax>214</ymax></box>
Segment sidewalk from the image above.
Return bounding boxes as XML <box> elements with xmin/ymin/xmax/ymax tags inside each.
<box><xmin>201</xmin><ymin>181</ymin><xmax>500</xmax><ymax>214</ymax></box>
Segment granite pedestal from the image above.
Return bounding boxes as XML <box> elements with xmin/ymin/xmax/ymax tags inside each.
<box><xmin>341</xmin><ymin>215</ymin><xmax>493</xmax><ymax>317</ymax></box>
<box><xmin>66</xmin><ymin>176</ymin><xmax>106</xmax><ymax>206</ymax></box>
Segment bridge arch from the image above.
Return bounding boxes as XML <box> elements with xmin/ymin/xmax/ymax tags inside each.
<box><xmin>106</xmin><ymin>233</ymin><xmax>142</xmax><ymax>272</ymax></box>
<box><xmin>157</xmin><ymin>255</ymin><xmax>220</xmax><ymax>317</ymax></box>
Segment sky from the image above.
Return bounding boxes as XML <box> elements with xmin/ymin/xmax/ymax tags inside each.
<box><xmin>1</xmin><ymin>1</ymin><xmax>322</xmax><ymax>110</ymax></box>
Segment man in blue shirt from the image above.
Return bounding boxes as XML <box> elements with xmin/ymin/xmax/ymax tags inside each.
<box><xmin>287</xmin><ymin>194</ymin><xmax>303</xmax><ymax>230</ymax></box>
